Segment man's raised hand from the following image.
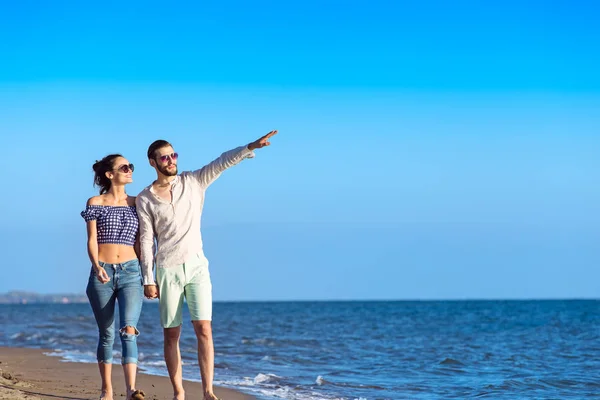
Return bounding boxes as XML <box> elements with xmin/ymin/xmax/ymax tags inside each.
<box><xmin>248</xmin><ymin>130</ymin><xmax>278</xmax><ymax>150</ymax></box>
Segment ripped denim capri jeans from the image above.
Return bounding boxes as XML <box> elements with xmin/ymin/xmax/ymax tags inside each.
<box><xmin>86</xmin><ymin>259</ymin><xmax>144</xmax><ymax>364</ymax></box>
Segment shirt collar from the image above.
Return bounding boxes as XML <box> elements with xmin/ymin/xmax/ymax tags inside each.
<box><xmin>149</xmin><ymin>175</ymin><xmax>179</xmax><ymax>194</ymax></box>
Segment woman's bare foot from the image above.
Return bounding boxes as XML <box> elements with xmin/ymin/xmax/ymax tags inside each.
<box><xmin>128</xmin><ymin>389</ymin><xmax>146</xmax><ymax>400</ymax></box>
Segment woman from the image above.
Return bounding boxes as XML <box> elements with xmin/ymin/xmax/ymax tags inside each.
<box><xmin>81</xmin><ymin>154</ymin><xmax>145</xmax><ymax>400</ymax></box>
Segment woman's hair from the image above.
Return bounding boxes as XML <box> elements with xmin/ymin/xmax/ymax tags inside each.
<box><xmin>92</xmin><ymin>154</ymin><xmax>122</xmax><ymax>194</ymax></box>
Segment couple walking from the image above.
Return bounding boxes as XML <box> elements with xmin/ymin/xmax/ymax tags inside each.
<box><xmin>81</xmin><ymin>131</ymin><xmax>278</xmax><ymax>400</ymax></box>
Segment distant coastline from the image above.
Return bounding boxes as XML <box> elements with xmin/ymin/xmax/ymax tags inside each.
<box><xmin>0</xmin><ymin>291</ymin><xmax>87</xmax><ymax>304</ymax></box>
<box><xmin>1</xmin><ymin>291</ymin><xmax>598</xmax><ymax>304</ymax></box>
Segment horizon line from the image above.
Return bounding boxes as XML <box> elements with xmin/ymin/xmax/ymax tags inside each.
<box><xmin>1</xmin><ymin>294</ymin><xmax>599</xmax><ymax>303</ymax></box>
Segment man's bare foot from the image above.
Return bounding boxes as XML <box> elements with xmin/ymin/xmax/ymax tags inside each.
<box><xmin>203</xmin><ymin>392</ymin><xmax>220</xmax><ymax>400</ymax></box>
<box><xmin>100</xmin><ymin>390</ymin><xmax>114</xmax><ymax>400</ymax></box>
<box><xmin>172</xmin><ymin>389</ymin><xmax>185</xmax><ymax>400</ymax></box>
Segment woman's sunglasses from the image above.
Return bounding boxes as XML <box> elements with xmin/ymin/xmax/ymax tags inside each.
<box><xmin>158</xmin><ymin>153</ymin><xmax>179</xmax><ymax>163</ymax></box>
<box><xmin>115</xmin><ymin>163</ymin><xmax>135</xmax><ymax>173</ymax></box>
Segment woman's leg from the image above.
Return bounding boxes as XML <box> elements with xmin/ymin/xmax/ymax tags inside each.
<box><xmin>87</xmin><ymin>266</ymin><xmax>117</xmax><ymax>400</ymax></box>
<box><xmin>117</xmin><ymin>260</ymin><xmax>144</xmax><ymax>398</ymax></box>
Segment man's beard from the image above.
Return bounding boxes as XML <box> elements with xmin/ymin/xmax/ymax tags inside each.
<box><xmin>158</xmin><ymin>164</ymin><xmax>178</xmax><ymax>176</ymax></box>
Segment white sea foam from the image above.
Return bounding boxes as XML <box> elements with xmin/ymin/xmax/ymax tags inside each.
<box><xmin>249</xmin><ymin>386</ymin><xmax>347</xmax><ymax>400</ymax></box>
<box><xmin>215</xmin><ymin>374</ymin><xmax>351</xmax><ymax>400</ymax></box>
<box><xmin>26</xmin><ymin>333</ymin><xmax>42</xmax><ymax>341</ymax></box>
<box><xmin>215</xmin><ymin>372</ymin><xmax>281</xmax><ymax>387</ymax></box>
<box><xmin>44</xmin><ymin>349</ymin><xmax>97</xmax><ymax>364</ymax></box>
<box><xmin>254</xmin><ymin>373</ymin><xmax>277</xmax><ymax>384</ymax></box>
<box><xmin>140</xmin><ymin>360</ymin><xmax>167</xmax><ymax>367</ymax></box>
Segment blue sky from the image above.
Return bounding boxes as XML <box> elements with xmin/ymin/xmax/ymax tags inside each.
<box><xmin>1</xmin><ymin>1</ymin><xmax>599</xmax><ymax>300</ymax></box>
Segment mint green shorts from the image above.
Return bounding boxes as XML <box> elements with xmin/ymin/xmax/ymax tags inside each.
<box><xmin>157</xmin><ymin>253</ymin><xmax>212</xmax><ymax>328</ymax></box>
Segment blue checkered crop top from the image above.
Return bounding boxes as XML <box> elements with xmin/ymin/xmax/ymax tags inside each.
<box><xmin>81</xmin><ymin>205</ymin><xmax>139</xmax><ymax>246</ymax></box>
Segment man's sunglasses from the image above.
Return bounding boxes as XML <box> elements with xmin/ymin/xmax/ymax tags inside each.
<box><xmin>115</xmin><ymin>163</ymin><xmax>135</xmax><ymax>173</ymax></box>
<box><xmin>158</xmin><ymin>153</ymin><xmax>179</xmax><ymax>163</ymax></box>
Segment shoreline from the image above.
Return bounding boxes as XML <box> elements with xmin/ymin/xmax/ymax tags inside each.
<box><xmin>0</xmin><ymin>346</ymin><xmax>256</xmax><ymax>400</ymax></box>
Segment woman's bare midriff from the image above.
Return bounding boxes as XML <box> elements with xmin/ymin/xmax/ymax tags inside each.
<box><xmin>98</xmin><ymin>244</ymin><xmax>138</xmax><ymax>264</ymax></box>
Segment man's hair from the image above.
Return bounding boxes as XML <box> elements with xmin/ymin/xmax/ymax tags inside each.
<box><xmin>147</xmin><ymin>140</ymin><xmax>172</xmax><ymax>159</ymax></box>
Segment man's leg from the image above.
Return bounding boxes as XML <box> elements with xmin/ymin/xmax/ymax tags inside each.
<box><xmin>157</xmin><ymin>265</ymin><xmax>186</xmax><ymax>400</ymax></box>
<box><xmin>192</xmin><ymin>320</ymin><xmax>216</xmax><ymax>399</ymax></box>
<box><xmin>185</xmin><ymin>253</ymin><xmax>215</xmax><ymax>400</ymax></box>
<box><xmin>164</xmin><ymin>325</ymin><xmax>185</xmax><ymax>400</ymax></box>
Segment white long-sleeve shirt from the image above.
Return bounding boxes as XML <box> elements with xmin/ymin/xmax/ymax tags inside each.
<box><xmin>136</xmin><ymin>145</ymin><xmax>255</xmax><ymax>285</ymax></box>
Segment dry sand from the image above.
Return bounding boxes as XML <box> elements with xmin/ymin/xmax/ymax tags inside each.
<box><xmin>0</xmin><ymin>347</ymin><xmax>255</xmax><ymax>400</ymax></box>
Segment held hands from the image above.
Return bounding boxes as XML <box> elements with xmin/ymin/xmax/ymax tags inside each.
<box><xmin>144</xmin><ymin>285</ymin><xmax>159</xmax><ymax>299</ymax></box>
<box><xmin>95</xmin><ymin>266</ymin><xmax>110</xmax><ymax>284</ymax></box>
<box><xmin>248</xmin><ymin>130</ymin><xmax>278</xmax><ymax>150</ymax></box>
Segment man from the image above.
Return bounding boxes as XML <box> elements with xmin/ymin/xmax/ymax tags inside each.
<box><xmin>136</xmin><ymin>130</ymin><xmax>277</xmax><ymax>400</ymax></box>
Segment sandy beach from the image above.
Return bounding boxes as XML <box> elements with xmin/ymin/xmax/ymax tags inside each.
<box><xmin>0</xmin><ymin>347</ymin><xmax>254</xmax><ymax>400</ymax></box>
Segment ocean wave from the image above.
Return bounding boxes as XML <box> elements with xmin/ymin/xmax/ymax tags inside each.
<box><xmin>254</xmin><ymin>373</ymin><xmax>283</xmax><ymax>385</ymax></box>
<box><xmin>439</xmin><ymin>357</ymin><xmax>465</xmax><ymax>366</ymax></box>
<box><xmin>215</xmin><ymin>373</ymin><xmax>283</xmax><ymax>388</ymax></box>
<box><xmin>44</xmin><ymin>349</ymin><xmax>97</xmax><ymax>364</ymax></box>
<box><xmin>248</xmin><ymin>386</ymin><xmax>350</xmax><ymax>400</ymax></box>
<box><xmin>240</xmin><ymin>337</ymin><xmax>322</xmax><ymax>348</ymax></box>
<box><xmin>213</xmin><ymin>373</ymin><xmax>363</xmax><ymax>400</ymax></box>
<box><xmin>140</xmin><ymin>360</ymin><xmax>167</xmax><ymax>367</ymax></box>
<box><xmin>241</xmin><ymin>337</ymin><xmax>277</xmax><ymax>346</ymax></box>
<box><xmin>215</xmin><ymin>377</ymin><xmax>351</xmax><ymax>400</ymax></box>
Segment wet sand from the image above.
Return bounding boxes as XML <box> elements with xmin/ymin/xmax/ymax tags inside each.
<box><xmin>0</xmin><ymin>347</ymin><xmax>255</xmax><ymax>400</ymax></box>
